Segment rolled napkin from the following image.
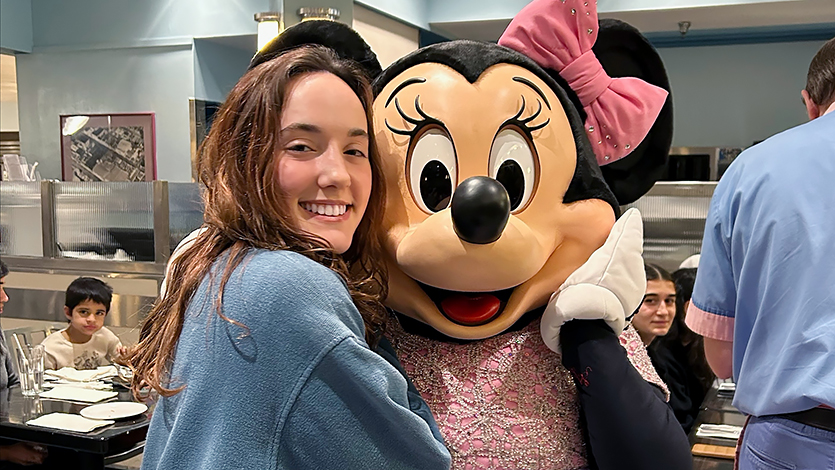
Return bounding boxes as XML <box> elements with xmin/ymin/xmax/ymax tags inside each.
<box><xmin>47</xmin><ymin>381</ymin><xmax>114</xmax><ymax>390</ymax></box>
<box><xmin>696</xmin><ymin>424</ymin><xmax>743</xmax><ymax>440</ymax></box>
<box><xmin>26</xmin><ymin>412</ymin><xmax>114</xmax><ymax>433</ymax></box>
<box><xmin>718</xmin><ymin>382</ymin><xmax>736</xmax><ymax>393</ymax></box>
<box><xmin>45</xmin><ymin>365</ymin><xmax>117</xmax><ymax>382</ymax></box>
<box><xmin>39</xmin><ymin>387</ymin><xmax>118</xmax><ymax>403</ymax></box>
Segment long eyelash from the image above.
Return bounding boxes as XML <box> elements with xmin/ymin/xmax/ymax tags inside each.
<box><xmin>414</xmin><ymin>96</ymin><xmax>435</xmax><ymax>121</ymax></box>
<box><xmin>527</xmin><ymin>118</ymin><xmax>550</xmax><ymax>132</ymax></box>
<box><xmin>385</xmin><ymin>95</ymin><xmax>443</xmax><ymax>138</ymax></box>
<box><xmin>520</xmin><ymin>100</ymin><xmax>542</xmax><ymax>124</ymax></box>
<box><xmin>396</xmin><ymin>98</ymin><xmax>423</xmax><ymax>125</ymax></box>
<box><xmin>511</xmin><ymin>96</ymin><xmax>526</xmax><ymax>121</ymax></box>
<box><xmin>385</xmin><ymin>119</ymin><xmax>412</xmax><ymax>136</ymax></box>
<box><xmin>508</xmin><ymin>96</ymin><xmax>550</xmax><ymax>134</ymax></box>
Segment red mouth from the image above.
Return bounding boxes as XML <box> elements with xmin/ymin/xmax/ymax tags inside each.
<box><xmin>417</xmin><ymin>281</ymin><xmax>514</xmax><ymax>326</ymax></box>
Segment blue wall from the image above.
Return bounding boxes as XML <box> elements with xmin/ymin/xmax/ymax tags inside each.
<box><xmin>658</xmin><ymin>39</ymin><xmax>825</xmax><ymax>148</ymax></box>
<box><xmin>0</xmin><ymin>0</ymin><xmax>33</xmax><ymax>52</ymax></box>
<box><xmin>597</xmin><ymin>0</ymin><xmax>792</xmax><ymax>12</ymax></box>
<box><xmin>193</xmin><ymin>39</ymin><xmax>253</xmax><ymax>103</ymax></box>
<box><xmin>15</xmin><ymin>0</ymin><xmax>271</xmax><ymax>182</ymax></box>
<box><xmin>9</xmin><ymin>0</ymin><xmax>834</xmax><ymax>180</ymax></box>
<box><xmin>356</xmin><ymin>0</ymin><xmax>427</xmax><ymax>28</ymax></box>
<box><xmin>17</xmin><ymin>46</ymin><xmax>195</xmax><ymax>181</ymax></box>
<box><xmin>426</xmin><ymin>0</ymin><xmax>528</xmax><ymax>23</ymax></box>
<box><xmin>423</xmin><ymin>0</ymin><xmax>801</xmax><ymax>24</ymax></box>
<box><xmin>29</xmin><ymin>0</ymin><xmax>267</xmax><ymax>49</ymax></box>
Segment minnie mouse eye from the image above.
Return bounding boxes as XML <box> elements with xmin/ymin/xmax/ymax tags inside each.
<box><xmin>408</xmin><ymin>127</ymin><xmax>457</xmax><ymax>213</ymax></box>
<box><xmin>488</xmin><ymin>128</ymin><xmax>538</xmax><ymax>211</ymax></box>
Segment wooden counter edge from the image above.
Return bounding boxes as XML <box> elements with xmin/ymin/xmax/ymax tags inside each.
<box><xmin>692</xmin><ymin>443</ymin><xmax>736</xmax><ymax>459</ymax></box>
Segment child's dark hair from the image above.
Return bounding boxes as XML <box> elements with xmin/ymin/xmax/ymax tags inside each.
<box><xmin>65</xmin><ymin>277</ymin><xmax>113</xmax><ymax>313</ymax></box>
<box><xmin>0</xmin><ymin>258</ymin><xmax>8</xmax><ymax>278</ymax></box>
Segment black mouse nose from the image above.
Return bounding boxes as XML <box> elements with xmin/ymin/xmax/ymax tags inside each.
<box><xmin>451</xmin><ymin>176</ymin><xmax>511</xmax><ymax>245</ymax></box>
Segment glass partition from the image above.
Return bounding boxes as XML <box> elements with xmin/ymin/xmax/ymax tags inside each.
<box><xmin>168</xmin><ymin>182</ymin><xmax>204</xmax><ymax>251</ymax></box>
<box><xmin>53</xmin><ymin>182</ymin><xmax>155</xmax><ymax>261</ymax></box>
<box><xmin>0</xmin><ymin>182</ymin><xmax>43</xmax><ymax>257</ymax></box>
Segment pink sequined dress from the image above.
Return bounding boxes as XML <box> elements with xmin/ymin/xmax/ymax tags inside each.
<box><xmin>388</xmin><ymin>318</ymin><xmax>667</xmax><ymax>470</ymax></box>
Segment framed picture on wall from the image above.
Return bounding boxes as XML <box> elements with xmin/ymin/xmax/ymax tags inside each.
<box><xmin>60</xmin><ymin>113</ymin><xmax>156</xmax><ymax>182</ymax></box>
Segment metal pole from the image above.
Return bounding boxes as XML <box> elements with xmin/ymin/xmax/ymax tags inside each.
<box><xmin>153</xmin><ymin>180</ymin><xmax>170</xmax><ymax>264</ymax></box>
<box><xmin>40</xmin><ymin>180</ymin><xmax>57</xmax><ymax>258</ymax></box>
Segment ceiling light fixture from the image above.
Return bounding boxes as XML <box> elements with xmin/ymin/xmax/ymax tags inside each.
<box><xmin>255</xmin><ymin>12</ymin><xmax>283</xmax><ymax>51</ymax></box>
<box><xmin>297</xmin><ymin>7</ymin><xmax>340</xmax><ymax>22</ymax></box>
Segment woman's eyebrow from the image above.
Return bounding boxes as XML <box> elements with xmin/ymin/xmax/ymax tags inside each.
<box><xmin>280</xmin><ymin>123</ymin><xmax>322</xmax><ymax>135</ymax></box>
<box><xmin>348</xmin><ymin>128</ymin><xmax>369</xmax><ymax>138</ymax></box>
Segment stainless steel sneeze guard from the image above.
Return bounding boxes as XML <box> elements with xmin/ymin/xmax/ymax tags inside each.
<box><xmin>0</xmin><ymin>181</ymin><xmax>204</xmax><ymax>327</ymax></box>
<box><xmin>1</xmin><ymin>181</ymin><xmax>713</xmax><ymax>324</ymax></box>
<box><xmin>622</xmin><ymin>181</ymin><xmax>717</xmax><ymax>273</ymax></box>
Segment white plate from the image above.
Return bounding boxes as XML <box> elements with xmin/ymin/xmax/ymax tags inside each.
<box><xmin>80</xmin><ymin>402</ymin><xmax>148</xmax><ymax>420</ymax></box>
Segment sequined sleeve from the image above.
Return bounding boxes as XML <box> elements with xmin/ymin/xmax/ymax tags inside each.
<box><xmin>619</xmin><ymin>324</ymin><xmax>670</xmax><ymax>401</ymax></box>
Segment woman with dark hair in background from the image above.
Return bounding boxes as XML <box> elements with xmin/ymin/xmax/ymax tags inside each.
<box><xmin>631</xmin><ymin>263</ymin><xmax>676</xmax><ymax>347</ymax></box>
<box><xmin>651</xmin><ymin>267</ymin><xmax>716</xmax><ymax>433</ymax></box>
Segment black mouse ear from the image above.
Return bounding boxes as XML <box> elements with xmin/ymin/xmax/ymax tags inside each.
<box><xmin>249</xmin><ymin>20</ymin><xmax>382</xmax><ymax>82</ymax></box>
<box><xmin>594</xmin><ymin>19</ymin><xmax>674</xmax><ymax>205</ymax></box>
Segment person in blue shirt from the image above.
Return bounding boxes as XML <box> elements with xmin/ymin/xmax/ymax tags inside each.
<box><xmin>125</xmin><ymin>44</ymin><xmax>450</xmax><ymax>470</ymax></box>
<box><xmin>687</xmin><ymin>36</ymin><xmax>835</xmax><ymax>469</ymax></box>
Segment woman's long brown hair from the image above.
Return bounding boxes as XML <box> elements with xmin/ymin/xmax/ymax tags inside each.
<box><xmin>125</xmin><ymin>46</ymin><xmax>389</xmax><ymax>398</ymax></box>
<box><xmin>669</xmin><ymin>268</ymin><xmax>715</xmax><ymax>394</ymax></box>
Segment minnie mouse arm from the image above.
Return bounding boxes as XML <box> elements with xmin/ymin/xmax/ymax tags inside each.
<box><xmin>545</xmin><ymin>208</ymin><xmax>691</xmax><ymax>468</ymax></box>
<box><xmin>561</xmin><ymin>319</ymin><xmax>693</xmax><ymax>470</ymax></box>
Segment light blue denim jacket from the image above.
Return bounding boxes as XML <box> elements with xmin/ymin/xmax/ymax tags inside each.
<box><xmin>142</xmin><ymin>249</ymin><xmax>450</xmax><ymax>470</ymax></box>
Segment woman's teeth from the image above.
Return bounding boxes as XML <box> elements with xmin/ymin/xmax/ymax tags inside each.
<box><xmin>302</xmin><ymin>203</ymin><xmax>347</xmax><ymax>216</ymax></box>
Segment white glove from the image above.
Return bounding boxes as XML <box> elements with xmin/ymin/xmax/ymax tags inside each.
<box><xmin>540</xmin><ymin>208</ymin><xmax>646</xmax><ymax>353</ymax></box>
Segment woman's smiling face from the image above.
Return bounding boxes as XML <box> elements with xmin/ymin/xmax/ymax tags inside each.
<box><xmin>276</xmin><ymin>71</ymin><xmax>373</xmax><ymax>254</ymax></box>
<box><xmin>632</xmin><ymin>279</ymin><xmax>676</xmax><ymax>345</ymax></box>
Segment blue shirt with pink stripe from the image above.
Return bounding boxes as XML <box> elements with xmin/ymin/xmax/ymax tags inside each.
<box><xmin>686</xmin><ymin>111</ymin><xmax>835</xmax><ymax>417</ymax></box>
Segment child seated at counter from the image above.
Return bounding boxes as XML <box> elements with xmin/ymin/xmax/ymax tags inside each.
<box><xmin>41</xmin><ymin>277</ymin><xmax>125</xmax><ymax>370</ymax></box>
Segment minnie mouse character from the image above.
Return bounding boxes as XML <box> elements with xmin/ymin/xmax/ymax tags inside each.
<box><xmin>247</xmin><ymin>2</ymin><xmax>690</xmax><ymax>466</ymax></box>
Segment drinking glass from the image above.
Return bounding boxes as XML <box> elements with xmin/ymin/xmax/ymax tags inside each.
<box><xmin>16</xmin><ymin>344</ymin><xmax>45</xmax><ymax>396</ymax></box>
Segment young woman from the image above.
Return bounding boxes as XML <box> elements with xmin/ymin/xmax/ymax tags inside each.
<box><xmin>651</xmin><ymin>268</ymin><xmax>716</xmax><ymax>433</ymax></box>
<box><xmin>126</xmin><ymin>46</ymin><xmax>450</xmax><ymax>470</ymax></box>
<box><xmin>631</xmin><ymin>263</ymin><xmax>676</xmax><ymax>346</ymax></box>
<box><xmin>634</xmin><ymin>264</ymin><xmax>714</xmax><ymax>433</ymax></box>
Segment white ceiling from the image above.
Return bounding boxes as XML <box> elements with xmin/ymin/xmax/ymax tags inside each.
<box><xmin>430</xmin><ymin>0</ymin><xmax>835</xmax><ymax>41</ymax></box>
